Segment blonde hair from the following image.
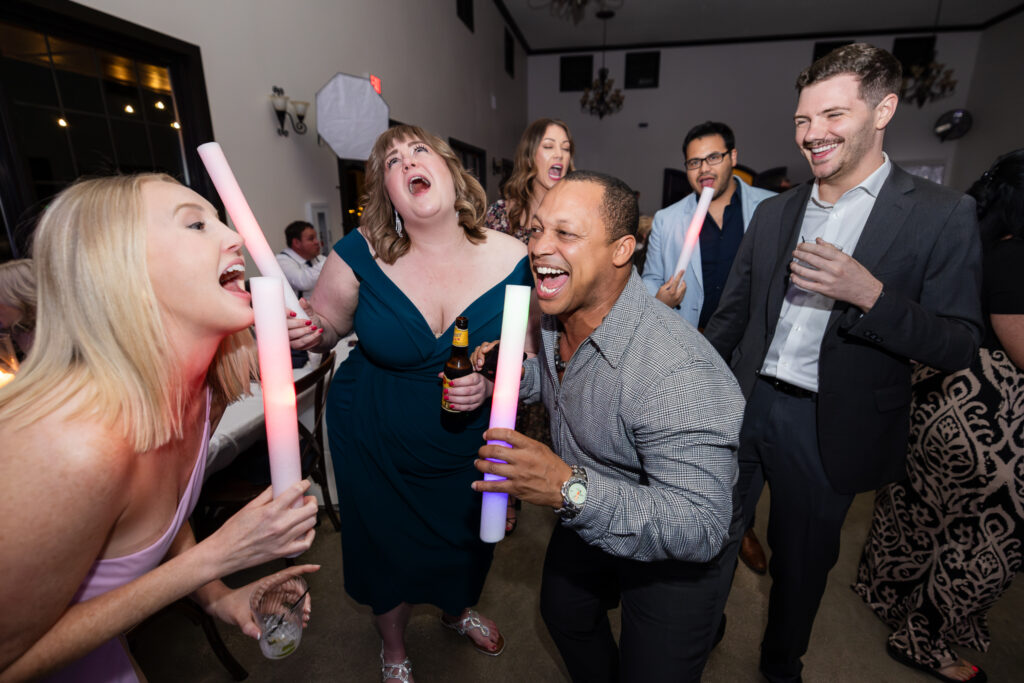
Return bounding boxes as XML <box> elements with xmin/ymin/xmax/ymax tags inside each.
<box><xmin>0</xmin><ymin>174</ymin><xmax>256</xmax><ymax>452</ymax></box>
<box><xmin>361</xmin><ymin>125</ymin><xmax>487</xmax><ymax>264</ymax></box>
<box><xmin>0</xmin><ymin>259</ymin><xmax>36</xmax><ymax>331</ymax></box>
<box><xmin>504</xmin><ymin>118</ymin><xmax>575</xmax><ymax>231</ymax></box>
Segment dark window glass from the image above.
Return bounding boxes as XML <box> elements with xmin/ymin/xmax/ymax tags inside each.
<box><xmin>560</xmin><ymin>55</ymin><xmax>593</xmax><ymax>92</ymax></box>
<box><xmin>12</xmin><ymin>104</ymin><xmax>75</xmax><ymax>182</ymax></box>
<box><xmin>0</xmin><ymin>58</ymin><xmax>58</xmax><ymax>108</ymax></box>
<box><xmin>48</xmin><ymin>36</ymin><xmax>104</xmax><ymax>113</ymax></box>
<box><xmin>143</xmin><ymin>88</ymin><xmax>175</xmax><ymax>124</ymax></box>
<box><xmin>149</xmin><ymin>124</ymin><xmax>185</xmax><ymax>178</ymax></box>
<box><xmin>104</xmin><ymin>79</ymin><xmax>142</xmax><ymax>122</ymax></box>
<box><xmin>68</xmin><ymin>113</ymin><xmax>116</xmax><ymax>175</ymax></box>
<box><xmin>448</xmin><ymin>137</ymin><xmax>485</xmax><ymax>191</ymax></box>
<box><xmin>625</xmin><ymin>51</ymin><xmax>660</xmax><ymax>89</ymax></box>
<box><xmin>110</xmin><ymin>119</ymin><xmax>151</xmax><ymax>173</ymax></box>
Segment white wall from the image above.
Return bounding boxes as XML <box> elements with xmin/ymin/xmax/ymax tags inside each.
<box><xmin>528</xmin><ymin>32</ymin><xmax>981</xmax><ymax>214</ymax></box>
<box><xmin>74</xmin><ymin>0</ymin><xmax>528</xmax><ymax>267</ymax></box>
<box><xmin>949</xmin><ymin>10</ymin><xmax>1024</xmax><ymax>190</ymax></box>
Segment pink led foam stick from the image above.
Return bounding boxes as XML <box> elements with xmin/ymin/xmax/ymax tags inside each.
<box><xmin>480</xmin><ymin>284</ymin><xmax>531</xmax><ymax>543</ymax></box>
<box><xmin>250</xmin><ymin>277</ymin><xmax>302</xmax><ymax>502</ymax></box>
<box><xmin>673</xmin><ymin>186</ymin><xmax>715</xmax><ymax>276</ymax></box>
<box><xmin>198</xmin><ymin>142</ymin><xmax>308</xmax><ymax>319</ymax></box>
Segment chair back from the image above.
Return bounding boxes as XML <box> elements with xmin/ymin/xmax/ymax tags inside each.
<box><xmin>294</xmin><ymin>351</ymin><xmax>336</xmax><ymax>470</ymax></box>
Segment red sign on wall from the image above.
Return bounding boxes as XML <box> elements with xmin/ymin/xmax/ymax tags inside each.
<box><xmin>370</xmin><ymin>74</ymin><xmax>382</xmax><ymax>95</ymax></box>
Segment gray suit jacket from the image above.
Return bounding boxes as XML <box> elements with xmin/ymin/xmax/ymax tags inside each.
<box><xmin>704</xmin><ymin>164</ymin><xmax>983</xmax><ymax>493</ymax></box>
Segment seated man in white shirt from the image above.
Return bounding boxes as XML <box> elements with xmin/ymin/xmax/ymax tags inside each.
<box><xmin>276</xmin><ymin>220</ymin><xmax>326</xmax><ymax>299</ymax></box>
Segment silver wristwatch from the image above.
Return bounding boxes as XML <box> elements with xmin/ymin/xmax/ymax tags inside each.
<box><xmin>555</xmin><ymin>465</ymin><xmax>588</xmax><ymax>520</ymax></box>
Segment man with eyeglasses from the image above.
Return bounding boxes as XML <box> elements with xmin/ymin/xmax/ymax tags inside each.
<box><xmin>643</xmin><ymin>121</ymin><xmax>776</xmax><ymax>579</ymax></box>
<box><xmin>643</xmin><ymin>121</ymin><xmax>775</xmax><ymax>332</ymax></box>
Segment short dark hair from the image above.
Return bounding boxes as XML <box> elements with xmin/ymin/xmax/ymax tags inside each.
<box><xmin>967</xmin><ymin>148</ymin><xmax>1024</xmax><ymax>247</ymax></box>
<box><xmin>682</xmin><ymin>121</ymin><xmax>735</xmax><ymax>157</ymax></box>
<box><xmin>796</xmin><ymin>42</ymin><xmax>902</xmax><ymax>108</ymax></box>
<box><xmin>285</xmin><ymin>220</ymin><xmax>313</xmax><ymax>248</ymax></box>
<box><xmin>562</xmin><ymin>170</ymin><xmax>638</xmax><ymax>241</ymax></box>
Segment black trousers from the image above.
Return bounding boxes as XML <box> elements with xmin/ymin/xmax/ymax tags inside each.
<box><xmin>735</xmin><ymin>378</ymin><xmax>855</xmax><ymax>682</ymax></box>
<box><xmin>540</xmin><ymin>504</ymin><xmax>742</xmax><ymax>683</ymax></box>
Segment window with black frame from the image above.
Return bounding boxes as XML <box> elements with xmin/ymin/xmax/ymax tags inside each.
<box><xmin>0</xmin><ymin>1</ymin><xmax>216</xmax><ymax>262</ymax></box>
<box><xmin>0</xmin><ymin>22</ymin><xmax>188</xmax><ymax>258</ymax></box>
<box><xmin>448</xmin><ymin>137</ymin><xmax>486</xmax><ymax>192</ymax></box>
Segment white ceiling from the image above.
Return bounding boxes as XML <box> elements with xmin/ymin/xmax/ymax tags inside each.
<box><xmin>499</xmin><ymin>0</ymin><xmax>1024</xmax><ymax>53</ymax></box>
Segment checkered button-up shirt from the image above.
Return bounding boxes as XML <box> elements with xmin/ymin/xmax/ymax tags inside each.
<box><xmin>521</xmin><ymin>271</ymin><xmax>744</xmax><ymax>562</ymax></box>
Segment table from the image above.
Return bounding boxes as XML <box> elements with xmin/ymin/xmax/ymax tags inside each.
<box><xmin>206</xmin><ymin>338</ymin><xmax>353</xmax><ymax>483</ymax></box>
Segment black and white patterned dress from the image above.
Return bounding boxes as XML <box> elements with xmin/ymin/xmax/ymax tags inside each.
<box><xmin>853</xmin><ymin>237</ymin><xmax>1024</xmax><ymax>668</ymax></box>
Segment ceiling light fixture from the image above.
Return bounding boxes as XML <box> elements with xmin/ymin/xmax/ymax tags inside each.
<box><xmin>899</xmin><ymin>0</ymin><xmax>957</xmax><ymax>108</ymax></box>
<box><xmin>580</xmin><ymin>9</ymin><xmax>624</xmax><ymax>119</ymax></box>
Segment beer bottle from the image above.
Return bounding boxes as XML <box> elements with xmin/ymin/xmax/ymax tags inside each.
<box><xmin>441</xmin><ymin>316</ymin><xmax>472</xmax><ymax>413</ymax></box>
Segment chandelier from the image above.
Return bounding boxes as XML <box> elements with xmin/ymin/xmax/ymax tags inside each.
<box><xmin>900</xmin><ymin>62</ymin><xmax>956</xmax><ymax>108</ymax></box>
<box><xmin>580</xmin><ymin>9</ymin><xmax>624</xmax><ymax>118</ymax></box>
<box><xmin>528</xmin><ymin>0</ymin><xmax>624</xmax><ymax>26</ymax></box>
<box><xmin>529</xmin><ymin>0</ymin><xmax>589</xmax><ymax>25</ymax></box>
<box><xmin>898</xmin><ymin>0</ymin><xmax>956</xmax><ymax>108</ymax></box>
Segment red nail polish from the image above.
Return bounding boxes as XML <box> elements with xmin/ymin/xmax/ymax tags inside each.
<box><xmin>289</xmin><ymin>311</ymin><xmax>296</xmax><ymax>317</ymax></box>
<box><xmin>305</xmin><ymin>320</ymin><xmax>312</xmax><ymax>326</ymax></box>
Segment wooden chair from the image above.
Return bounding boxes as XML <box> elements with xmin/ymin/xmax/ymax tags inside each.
<box><xmin>128</xmin><ymin>598</ymin><xmax>249</xmax><ymax>681</ymax></box>
<box><xmin>195</xmin><ymin>350</ymin><xmax>340</xmax><ymax>538</ymax></box>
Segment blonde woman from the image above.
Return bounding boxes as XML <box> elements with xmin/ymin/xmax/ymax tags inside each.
<box><xmin>290</xmin><ymin>125</ymin><xmax>534</xmax><ymax>682</ymax></box>
<box><xmin>0</xmin><ymin>174</ymin><xmax>318</xmax><ymax>682</ymax></box>
<box><xmin>0</xmin><ymin>258</ymin><xmax>36</xmax><ymax>358</ymax></box>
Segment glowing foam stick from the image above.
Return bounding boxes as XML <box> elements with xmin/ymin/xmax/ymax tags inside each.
<box><xmin>673</xmin><ymin>186</ymin><xmax>715</xmax><ymax>276</ymax></box>
<box><xmin>480</xmin><ymin>284</ymin><xmax>531</xmax><ymax>543</ymax></box>
<box><xmin>198</xmin><ymin>142</ymin><xmax>308</xmax><ymax>319</ymax></box>
<box><xmin>251</xmin><ymin>277</ymin><xmax>302</xmax><ymax>502</ymax></box>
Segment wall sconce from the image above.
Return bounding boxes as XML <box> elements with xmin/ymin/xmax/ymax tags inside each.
<box><xmin>270</xmin><ymin>86</ymin><xmax>308</xmax><ymax>136</ymax></box>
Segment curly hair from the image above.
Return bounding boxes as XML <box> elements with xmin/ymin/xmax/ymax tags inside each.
<box><xmin>503</xmin><ymin>118</ymin><xmax>575</xmax><ymax>232</ymax></box>
<box><xmin>967</xmin><ymin>148</ymin><xmax>1024</xmax><ymax>248</ymax></box>
<box><xmin>796</xmin><ymin>42</ymin><xmax>902</xmax><ymax>108</ymax></box>
<box><xmin>361</xmin><ymin>125</ymin><xmax>487</xmax><ymax>264</ymax></box>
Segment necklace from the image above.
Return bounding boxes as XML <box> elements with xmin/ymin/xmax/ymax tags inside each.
<box><xmin>553</xmin><ymin>332</ymin><xmax>567</xmax><ymax>372</ymax></box>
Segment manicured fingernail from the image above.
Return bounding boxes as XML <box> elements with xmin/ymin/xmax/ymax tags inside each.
<box><xmin>289</xmin><ymin>311</ymin><xmax>296</xmax><ymax>317</ymax></box>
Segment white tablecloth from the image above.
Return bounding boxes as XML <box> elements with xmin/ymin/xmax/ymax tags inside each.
<box><xmin>206</xmin><ymin>338</ymin><xmax>353</xmax><ymax>479</ymax></box>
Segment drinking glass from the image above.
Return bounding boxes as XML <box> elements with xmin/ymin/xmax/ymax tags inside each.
<box><xmin>249</xmin><ymin>574</ymin><xmax>307</xmax><ymax>659</ymax></box>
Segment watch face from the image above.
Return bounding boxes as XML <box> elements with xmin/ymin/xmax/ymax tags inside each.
<box><xmin>567</xmin><ymin>482</ymin><xmax>587</xmax><ymax>506</ymax></box>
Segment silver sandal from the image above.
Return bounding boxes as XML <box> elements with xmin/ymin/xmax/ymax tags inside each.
<box><xmin>440</xmin><ymin>608</ymin><xmax>506</xmax><ymax>656</ymax></box>
<box><xmin>380</xmin><ymin>644</ymin><xmax>412</xmax><ymax>683</ymax></box>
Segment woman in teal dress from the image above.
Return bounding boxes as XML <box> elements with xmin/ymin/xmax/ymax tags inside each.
<box><xmin>290</xmin><ymin>124</ymin><xmax>533</xmax><ymax>682</ymax></box>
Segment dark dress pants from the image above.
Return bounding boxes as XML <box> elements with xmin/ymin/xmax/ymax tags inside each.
<box><xmin>735</xmin><ymin>378</ymin><xmax>855</xmax><ymax>682</ymax></box>
<box><xmin>540</xmin><ymin>502</ymin><xmax>742</xmax><ymax>683</ymax></box>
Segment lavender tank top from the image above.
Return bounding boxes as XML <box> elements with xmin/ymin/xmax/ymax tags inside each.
<box><xmin>43</xmin><ymin>390</ymin><xmax>212</xmax><ymax>683</ymax></box>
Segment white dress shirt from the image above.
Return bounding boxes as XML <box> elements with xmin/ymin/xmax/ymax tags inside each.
<box><xmin>276</xmin><ymin>247</ymin><xmax>325</xmax><ymax>298</ymax></box>
<box><xmin>761</xmin><ymin>154</ymin><xmax>892</xmax><ymax>392</ymax></box>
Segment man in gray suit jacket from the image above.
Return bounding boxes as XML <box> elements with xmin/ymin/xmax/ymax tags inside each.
<box><xmin>643</xmin><ymin>121</ymin><xmax>775</xmax><ymax>330</ymax></box>
<box><xmin>705</xmin><ymin>43</ymin><xmax>983</xmax><ymax>682</ymax></box>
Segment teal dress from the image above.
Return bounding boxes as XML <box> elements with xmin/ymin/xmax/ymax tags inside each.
<box><xmin>327</xmin><ymin>230</ymin><xmax>532</xmax><ymax>615</ymax></box>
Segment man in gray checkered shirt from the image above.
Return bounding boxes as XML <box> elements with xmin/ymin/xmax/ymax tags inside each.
<box><xmin>473</xmin><ymin>170</ymin><xmax>746</xmax><ymax>682</ymax></box>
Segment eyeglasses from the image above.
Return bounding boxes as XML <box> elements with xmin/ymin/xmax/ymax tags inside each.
<box><xmin>684</xmin><ymin>150</ymin><xmax>731</xmax><ymax>171</ymax></box>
